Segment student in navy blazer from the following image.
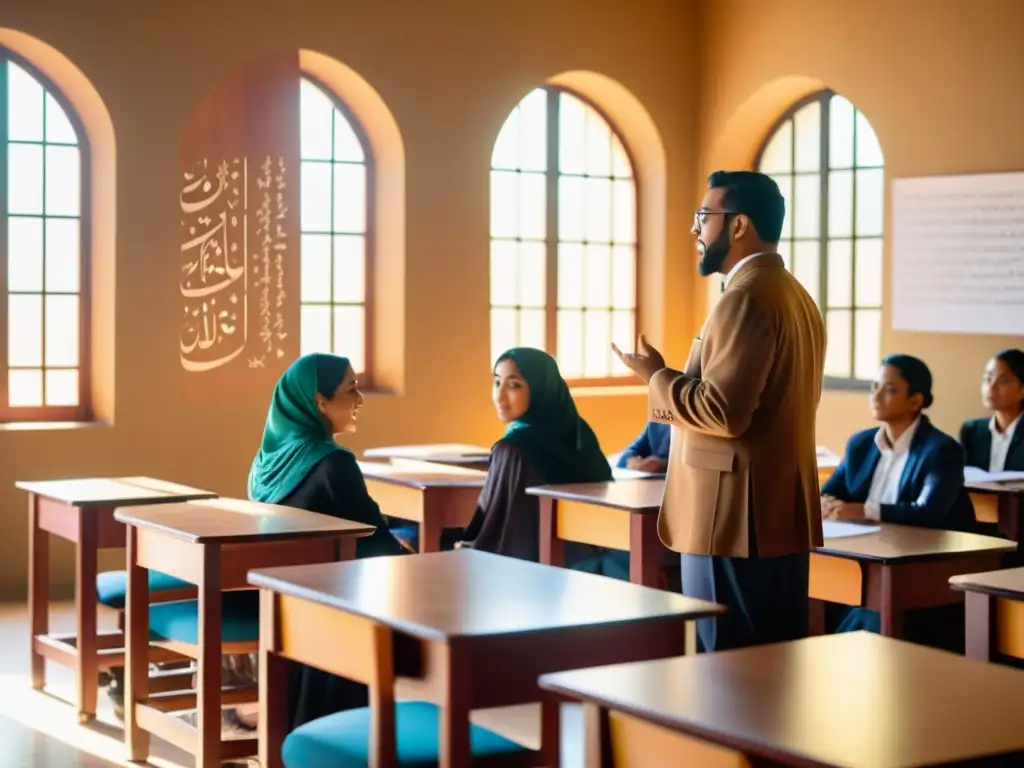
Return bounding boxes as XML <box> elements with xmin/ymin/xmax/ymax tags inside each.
<box><xmin>959</xmin><ymin>349</ymin><xmax>1024</xmax><ymax>472</ymax></box>
<box><xmin>821</xmin><ymin>354</ymin><xmax>975</xmax><ymax>639</ymax></box>
<box><xmin>615</xmin><ymin>421</ymin><xmax>671</xmax><ymax>472</ymax></box>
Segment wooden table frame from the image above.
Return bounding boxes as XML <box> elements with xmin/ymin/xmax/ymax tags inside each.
<box><xmin>539</xmin><ymin>633</ymin><xmax>1024</xmax><ymax>768</ymax></box>
<box><xmin>529</xmin><ymin>481</ymin><xmax>666</xmax><ymax>588</ymax></box>
<box><xmin>250</xmin><ymin>550</ymin><xmax>720</xmax><ymax>768</ymax></box>
<box><xmin>119</xmin><ymin>498</ymin><xmax>373</xmax><ymax>768</ymax></box>
<box><xmin>17</xmin><ymin>477</ymin><xmax>216</xmax><ymax>722</ymax></box>
<box><xmin>968</xmin><ymin>483</ymin><xmax>1023</xmax><ymax>552</ymax></box>
<box><xmin>359</xmin><ymin>462</ymin><xmax>484</xmax><ymax>552</ymax></box>
<box><xmin>809</xmin><ymin>525</ymin><xmax>1015</xmax><ymax>637</ymax></box>
<box><xmin>950</xmin><ymin>567</ymin><xmax>1024</xmax><ymax>663</ymax></box>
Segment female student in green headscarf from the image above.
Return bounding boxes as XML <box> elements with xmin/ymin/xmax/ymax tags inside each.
<box><xmin>458</xmin><ymin>347</ymin><xmax>627</xmax><ymax>575</ymax></box>
<box><xmin>248</xmin><ymin>352</ymin><xmax>407</xmax><ymax>730</ymax></box>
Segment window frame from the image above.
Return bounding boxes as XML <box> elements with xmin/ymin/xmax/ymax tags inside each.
<box><xmin>491</xmin><ymin>85</ymin><xmax>641</xmax><ymax>388</ymax></box>
<box><xmin>755</xmin><ymin>89</ymin><xmax>884</xmax><ymax>392</ymax></box>
<box><xmin>0</xmin><ymin>48</ymin><xmax>92</xmax><ymax>422</ymax></box>
<box><xmin>299</xmin><ymin>73</ymin><xmax>376</xmax><ymax>387</ymax></box>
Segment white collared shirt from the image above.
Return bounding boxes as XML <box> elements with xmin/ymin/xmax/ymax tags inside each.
<box><xmin>722</xmin><ymin>252</ymin><xmax>769</xmax><ymax>290</ymax></box>
<box><xmin>989</xmin><ymin>413</ymin><xmax>1021</xmax><ymax>472</ymax></box>
<box><xmin>864</xmin><ymin>417</ymin><xmax>922</xmax><ymax>521</ymax></box>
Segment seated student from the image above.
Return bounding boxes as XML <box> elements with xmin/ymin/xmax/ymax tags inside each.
<box><xmin>246</xmin><ymin>352</ymin><xmax>410</xmax><ymax>730</ymax></box>
<box><xmin>821</xmin><ymin>354</ymin><xmax>974</xmax><ymax>639</ymax></box>
<box><xmin>960</xmin><ymin>349</ymin><xmax>1024</xmax><ymax>472</ymax></box>
<box><xmin>457</xmin><ymin>347</ymin><xmax>628</xmax><ymax>577</ymax></box>
<box><xmin>615</xmin><ymin>421</ymin><xmax>671</xmax><ymax>473</ymax></box>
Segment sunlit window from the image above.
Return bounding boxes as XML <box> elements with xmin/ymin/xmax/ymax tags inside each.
<box><xmin>299</xmin><ymin>77</ymin><xmax>370</xmax><ymax>375</ymax></box>
<box><xmin>490</xmin><ymin>87</ymin><xmax>637</xmax><ymax>382</ymax></box>
<box><xmin>2</xmin><ymin>55</ymin><xmax>87</xmax><ymax>419</ymax></box>
<box><xmin>758</xmin><ymin>90</ymin><xmax>884</xmax><ymax>385</ymax></box>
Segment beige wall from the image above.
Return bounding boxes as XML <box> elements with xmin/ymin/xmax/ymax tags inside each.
<box><xmin>698</xmin><ymin>0</ymin><xmax>1024</xmax><ymax>451</ymax></box>
<box><xmin>0</xmin><ymin>0</ymin><xmax>698</xmax><ymax>598</ymax></box>
<box><xmin>2</xmin><ymin>0</ymin><xmax>1023</xmax><ymax>598</ymax></box>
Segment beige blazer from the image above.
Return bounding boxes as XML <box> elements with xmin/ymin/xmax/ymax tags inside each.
<box><xmin>650</xmin><ymin>253</ymin><xmax>826</xmax><ymax>558</ymax></box>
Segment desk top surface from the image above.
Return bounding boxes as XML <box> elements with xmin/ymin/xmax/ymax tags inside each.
<box><xmin>113</xmin><ymin>497</ymin><xmax>375</xmax><ymax>543</ymax></box>
<box><xmin>15</xmin><ymin>476</ymin><xmax>217</xmax><ymax>507</ymax></box>
<box><xmin>525</xmin><ymin>479</ymin><xmax>664</xmax><ymax>511</ymax></box>
<box><xmin>357</xmin><ymin>461</ymin><xmax>487</xmax><ymax>489</ymax></box>
<box><xmin>539</xmin><ymin>632</ymin><xmax>1024</xmax><ymax>768</ymax></box>
<box><xmin>949</xmin><ymin>565</ymin><xmax>1024</xmax><ymax>599</ymax></box>
<box><xmin>249</xmin><ymin>549</ymin><xmax>722</xmax><ymax>641</ymax></box>
<box><xmin>818</xmin><ymin>522</ymin><xmax>1015</xmax><ymax>563</ymax></box>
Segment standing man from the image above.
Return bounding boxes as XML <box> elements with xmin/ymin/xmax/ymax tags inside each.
<box><xmin>613</xmin><ymin>170</ymin><xmax>826</xmax><ymax>652</ymax></box>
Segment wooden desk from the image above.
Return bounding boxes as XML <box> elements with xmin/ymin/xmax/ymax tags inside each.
<box><xmin>527</xmin><ymin>481</ymin><xmax>665</xmax><ymax>587</ymax></box>
<box><xmin>117</xmin><ymin>497</ymin><xmax>373</xmax><ymax>768</ymax></box>
<box><xmin>358</xmin><ymin>461</ymin><xmax>485</xmax><ymax>552</ymax></box>
<box><xmin>967</xmin><ymin>481</ymin><xmax>1024</xmax><ymax>548</ymax></box>
<box><xmin>950</xmin><ymin>566</ymin><xmax>1024</xmax><ymax>663</ymax></box>
<box><xmin>539</xmin><ymin>632</ymin><xmax>1024</xmax><ymax>767</ymax></box>
<box><xmin>364</xmin><ymin>443</ymin><xmax>492</xmax><ymax>468</ymax></box>
<box><xmin>15</xmin><ymin>476</ymin><xmax>216</xmax><ymax>722</ymax></box>
<box><xmin>810</xmin><ymin>523</ymin><xmax>1015</xmax><ymax>637</ymax></box>
<box><xmin>249</xmin><ymin>549</ymin><xmax>723</xmax><ymax>768</ymax></box>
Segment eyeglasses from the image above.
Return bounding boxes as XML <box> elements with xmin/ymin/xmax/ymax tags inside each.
<box><xmin>693</xmin><ymin>209</ymin><xmax>739</xmax><ymax>229</ymax></box>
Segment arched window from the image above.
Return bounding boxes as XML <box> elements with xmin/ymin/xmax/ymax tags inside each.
<box><xmin>298</xmin><ymin>76</ymin><xmax>371</xmax><ymax>377</ymax></box>
<box><xmin>490</xmin><ymin>87</ymin><xmax>637</xmax><ymax>383</ymax></box>
<box><xmin>2</xmin><ymin>53</ymin><xmax>89</xmax><ymax>420</ymax></box>
<box><xmin>757</xmin><ymin>90</ymin><xmax>884</xmax><ymax>386</ymax></box>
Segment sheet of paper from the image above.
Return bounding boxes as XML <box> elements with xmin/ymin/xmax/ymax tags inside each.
<box><xmin>822</xmin><ymin>521</ymin><xmax>881</xmax><ymax>539</ymax></box>
<box><xmin>612</xmin><ymin>467</ymin><xmax>666</xmax><ymax>480</ymax></box>
<box><xmin>964</xmin><ymin>466</ymin><xmax>1024</xmax><ymax>484</ymax></box>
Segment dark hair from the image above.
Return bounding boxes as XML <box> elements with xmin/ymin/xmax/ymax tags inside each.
<box><xmin>994</xmin><ymin>348</ymin><xmax>1024</xmax><ymax>387</ymax></box>
<box><xmin>882</xmin><ymin>353</ymin><xmax>933</xmax><ymax>410</ymax></box>
<box><xmin>707</xmin><ymin>170</ymin><xmax>786</xmax><ymax>243</ymax></box>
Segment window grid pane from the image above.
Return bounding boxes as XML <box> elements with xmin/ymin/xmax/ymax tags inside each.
<box><xmin>299</xmin><ymin>78</ymin><xmax>369</xmax><ymax>375</ymax></box>
<box><xmin>4</xmin><ymin>57</ymin><xmax>84</xmax><ymax>411</ymax></box>
<box><xmin>756</xmin><ymin>90</ymin><xmax>884</xmax><ymax>384</ymax></box>
<box><xmin>490</xmin><ymin>87</ymin><xmax>637</xmax><ymax>379</ymax></box>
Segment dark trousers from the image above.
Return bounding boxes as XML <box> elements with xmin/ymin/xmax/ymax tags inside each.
<box><xmin>681</xmin><ymin>550</ymin><xmax>810</xmax><ymax>652</ymax></box>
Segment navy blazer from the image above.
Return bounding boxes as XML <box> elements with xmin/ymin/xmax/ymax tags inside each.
<box><xmin>616</xmin><ymin>421</ymin><xmax>672</xmax><ymax>468</ymax></box>
<box><xmin>960</xmin><ymin>417</ymin><xmax>1024</xmax><ymax>472</ymax></box>
<box><xmin>821</xmin><ymin>416</ymin><xmax>975</xmax><ymax>532</ymax></box>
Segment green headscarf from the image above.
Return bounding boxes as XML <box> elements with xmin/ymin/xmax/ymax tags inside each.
<box><xmin>495</xmin><ymin>347</ymin><xmax>613</xmax><ymax>484</ymax></box>
<box><xmin>247</xmin><ymin>353</ymin><xmax>352</xmax><ymax>504</ymax></box>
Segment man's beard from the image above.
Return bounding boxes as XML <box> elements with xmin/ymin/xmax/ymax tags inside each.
<box><xmin>697</xmin><ymin>227</ymin><xmax>731</xmax><ymax>277</ymax></box>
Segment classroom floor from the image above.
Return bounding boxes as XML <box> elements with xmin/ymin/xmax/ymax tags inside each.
<box><xmin>0</xmin><ymin>602</ymin><xmax>583</xmax><ymax>767</ymax></box>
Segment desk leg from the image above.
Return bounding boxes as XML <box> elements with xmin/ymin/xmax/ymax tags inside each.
<box><xmin>75</xmin><ymin>509</ymin><xmax>99</xmax><ymax>723</ymax></box>
<box><xmin>258</xmin><ymin>590</ymin><xmax>287</xmax><ymax>768</ymax></box>
<box><xmin>999</xmin><ymin>495</ymin><xmax>1022</xmax><ymax>565</ymax></box>
<box><xmin>628</xmin><ymin>513</ymin><xmax>661</xmax><ymax>587</ymax></box>
<box><xmin>421</xmin><ymin>495</ymin><xmax>443</xmax><ymax>554</ymax></box>
<box><xmin>539</xmin><ymin>692</ymin><xmax>562</xmax><ymax>768</ymax></box>
<box><xmin>964</xmin><ymin>591</ymin><xmax>994</xmax><ymax>662</ymax></box>
<box><xmin>582</xmin><ymin>703</ymin><xmax>610</xmax><ymax>768</ymax></box>
<box><xmin>125</xmin><ymin>527</ymin><xmax>151</xmax><ymax>761</ymax></box>
<box><xmin>197</xmin><ymin>544</ymin><xmax>223</xmax><ymax>768</ymax></box>
<box><xmin>438</xmin><ymin>641</ymin><xmax>471</xmax><ymax>768</ymax></box>
<box><xmin>879</xmin><ymin>566</ymin><xmax>905</xmax><ymax>638</ymax></box>
<box><xmin>28</xmin><ymin>494</ymin><xmax>49</xmax><ymax>692</ymax></box>
<box><xmin>538</xmin><ymin>498</ymin><xmax>565</xmax><ymax>568</ymax></box>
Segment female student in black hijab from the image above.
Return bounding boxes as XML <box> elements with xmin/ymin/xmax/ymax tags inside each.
<box><xmin>960</xmin><ymin>349</ymin><xmax>1024</xmax><ymax>472</ymax></box>
<box><xmin>458</xmin><ymin>347</ymin><xmax>628</xmax><ymax>576</ymax></box>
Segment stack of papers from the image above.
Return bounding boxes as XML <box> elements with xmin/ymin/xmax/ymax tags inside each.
<box><xmin>822</xmin><ymin>521</ymin><xmax>881</xmax><ymax>539</ymax></box>
<box><xmin>964</xmin><ymin>467</ymin><xmax>1024</xmax><ymax>484</ymax></box>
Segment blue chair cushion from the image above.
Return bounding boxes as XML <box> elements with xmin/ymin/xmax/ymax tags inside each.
<box><xmin>282</xmin><ymin>700</ymin><xmax>530</xmax><ymax>767</ymax></box>
<box><xmin>147</xmin><ymin>591</ymin><xmax>260</xmax><ymax>645</ymax></box>
<box><xmin>97</xmin><ymin>569</ymin><xmax>194</xmax><ymax>609</ymax></box>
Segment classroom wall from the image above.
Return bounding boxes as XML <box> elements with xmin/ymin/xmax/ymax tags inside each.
<box><xmin>0</xmin><ymin>0</ymin><xmax>698</xmax><ymax>598</ymax></box>
<box><xmin>697</xmin><ymin>0</ymin><xmax>1024</xmax><ymax>451</ymax></box>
